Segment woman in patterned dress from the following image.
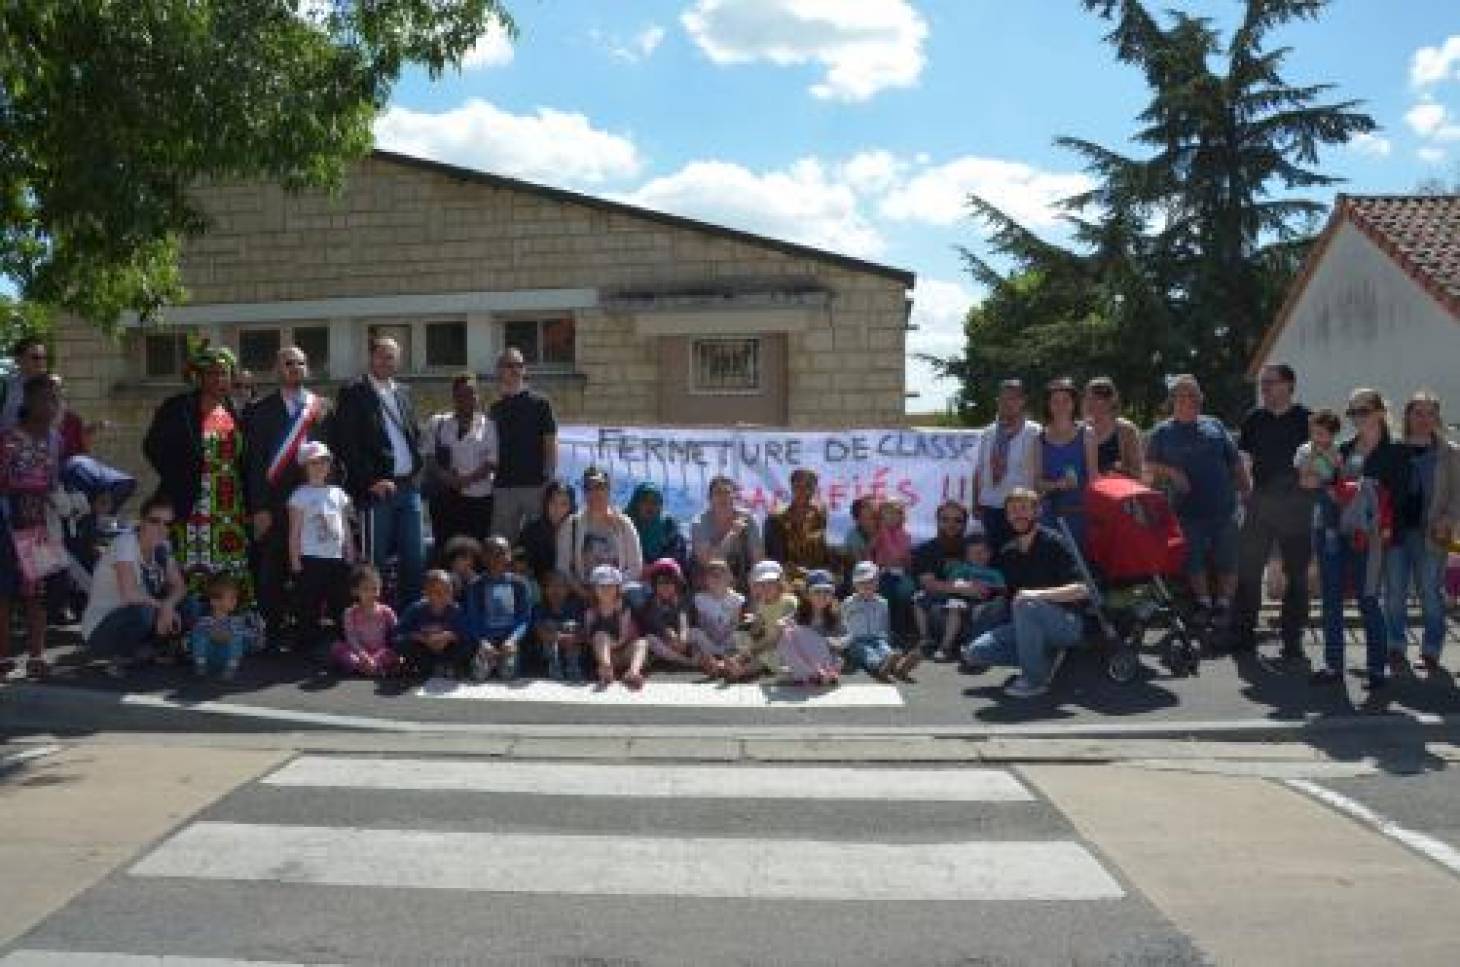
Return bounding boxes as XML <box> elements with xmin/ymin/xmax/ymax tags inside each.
<box><xmin>0</xmin><ymin>374</ymin><xmax>62</xmax><ymax>677</ymax></box>
<box><xmin>142</xmin><ymin>344</ymin><xmax>252</xmax><ymax>610</ymax></box>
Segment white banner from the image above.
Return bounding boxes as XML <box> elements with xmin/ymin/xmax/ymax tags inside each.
<box><xmin>557</xmin><ymin>425</ymin><xmax>982</xmax><ymax>543</ymax></box>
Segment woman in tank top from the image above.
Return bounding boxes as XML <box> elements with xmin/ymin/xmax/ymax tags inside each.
<box><xmin>1034</xmin><ymin>378</ymin><xmax>1099</xmax><ymax>551</ymax></box>
<box><xmin>1083</xmin><ymin>376</ymin><xmax>1144</xmax><ymax>478</ymax></box>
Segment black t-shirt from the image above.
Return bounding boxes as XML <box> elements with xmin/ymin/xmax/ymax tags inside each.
<box><xmin>490</xmin><ymin>389</ymin><xmax>558</xmax><ymax>487</ymax></box>
<box><xmin>993</xmin><ymin>527</ymin><xmax>1080</xmax><ymax>596</ymax></box>
<box><xmin>912</xmin><ymin>537</ymin><xmax>963</xmax><ymax>584</ymax></box>
<box><xmin>1239</xmin><ymin>405</ymin><xmax>1310</xmax><ymax>491</ymax></box>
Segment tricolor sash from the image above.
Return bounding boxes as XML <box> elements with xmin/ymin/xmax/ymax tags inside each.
<box><xmin>266</xmin><ymin>390</ymin><xmax>322</xmax><ymax>486</ymax></box>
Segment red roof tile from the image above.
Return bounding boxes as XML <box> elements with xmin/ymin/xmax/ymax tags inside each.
<box><xmin>1343</xmin><ymin>195</ymin><xmax>1460</xmax><ymax>318</ymax></box>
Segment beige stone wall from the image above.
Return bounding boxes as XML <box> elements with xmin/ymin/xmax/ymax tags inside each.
<box><xmin>56</xmin><ymin>154</ymin><xmax>910</xmax><ymax>496</ymax></box>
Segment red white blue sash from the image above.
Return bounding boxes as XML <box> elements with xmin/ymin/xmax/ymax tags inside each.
<box><xmin>266</xmin><ymin>390</ymin><xmax>322</xmax><ymax>486</ymax></box>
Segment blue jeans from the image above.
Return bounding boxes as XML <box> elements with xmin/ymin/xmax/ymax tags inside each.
<box><xmin>964</xmin><ymin>597</ymin><xmax>1085</xmax><ymax>686</ymax></box>
<box><xmin>846</xmin><ymin>635</ymin><xmax>894</xmax><ymax>673</ymax></box>
<box><xmin>1316</xmin><ymin>531</ymin><xmax>1387</xmax><ymax>677</ymax></box>
<box><xmin>86</xmin><ymin>603</ymin><xmax>159</xmax><ymax>660</ymax></box>
<box><xmin>1384</xmin><ymin>528</ymin><xmax>1447</xmax><ymax>657</ymax></box>
<box><xmin>367</xmin><ymin>484</ymin><xmax>425</xmax><ymax>609</ymax></box>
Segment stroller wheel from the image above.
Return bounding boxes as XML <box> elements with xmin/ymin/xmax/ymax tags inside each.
<box><xmin>1167</xmin><ymin>635</ymin><xmax>1200</xmax><ymax>677</ymax></box>
<box><xmin>1106</xmin><ymin>648</ymin><xmax>1141</xmax><ymax>684</ymax></box>
<box><xmin>1123</xmin><ymin>620</ymin><xmax>1149</xmax><ymax>651</ymax></box>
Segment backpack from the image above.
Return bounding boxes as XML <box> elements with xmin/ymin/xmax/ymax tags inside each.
<box><xmin>1333</xmin><ymin>477</ymin><xmax>1392</xmax><ymax>552</ymax></box>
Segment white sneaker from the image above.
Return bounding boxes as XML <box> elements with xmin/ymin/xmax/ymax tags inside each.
<box><xmin>470</xmin><ymin>649</ymin><xmax>495</xmax><ymax>683</ymax></box>
<box><xmin>1004</xmin><ymin>676</ymin><xmax>1048</xmax><ymax>699</ymax></box>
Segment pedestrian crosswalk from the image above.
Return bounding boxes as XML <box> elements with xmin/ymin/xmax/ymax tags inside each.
<box><xmin>4</xmin><ymin>754</ymin><xmax>1202</xmax><ymax>966</ymax></box>
<box><xmin>417</xmin><ymin>677</ymin><xmax>907</xmax><ymax>707</ymax></box>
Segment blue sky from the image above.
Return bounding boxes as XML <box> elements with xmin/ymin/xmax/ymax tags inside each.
<box><xmin>56</xmin><ymin>3</ymin><xmax>1460</xmax><ymax>410</ymax></box>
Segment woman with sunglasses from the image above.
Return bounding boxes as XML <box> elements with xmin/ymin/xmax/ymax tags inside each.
<box><xmin>1383</xmin><ymin>391</ymin><xmax>1460</xmax><ymax>675</ymax></box>
<box><xmin>1313</xmin><ymin>389</ymin><xmax>1409</xmax><ymax>691</ymax></box>
<box><xmin>1082</xmin><ymin>377</ymin><xmax>1143</xmax><ymax>479</ymax></box>
<box><xmin>80</xmin><ymin>494</ymin><xmax>187</xmax><ymax>678</ymax></box>
<box><xmin>555</xmin><ymin>466</ymin><xmax>642</xmax><ymax>596</ymax></box>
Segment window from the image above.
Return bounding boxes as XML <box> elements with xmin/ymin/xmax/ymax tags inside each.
<box><xmin>238</xmin><ymin>328</ymin><xmax>281</xmax><ymax>375</ymax></box>
<box><xmin>425</xmin><ymin>321</ymin><xmax>467</xmax><ymax>369</ymax></box>
<box><xmin>143</xmin><ymin>332</ymin><xmax>188</xmax><ymax>379</ymax></box>
<box><xmin>293</xmin><ymin>326</ymin><xmax>330</xmax><ymax>376</ymax></box>
<box><xmin>692</xmin><ymin>338</ymin><xmax>760</xmax><ymax>393</ymax></box>
<box><xmin>503</xmin><ymin>317</ymin><xmax>575</xmax><ymax>369</ymax></box>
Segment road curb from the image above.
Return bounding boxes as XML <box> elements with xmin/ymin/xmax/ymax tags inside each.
<box><xmin>5</xmin><ymin>682</ymin><xmax>1458</xmax><ymax>763</ymax></box>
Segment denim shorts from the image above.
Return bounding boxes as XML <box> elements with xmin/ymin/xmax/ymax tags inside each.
<box><xmin>1180</xmin><ymin>514</ymin><xmax>1238</xmax><ymax>576</ymax></box>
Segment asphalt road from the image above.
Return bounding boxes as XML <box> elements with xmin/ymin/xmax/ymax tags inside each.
<box><xmin>2</xmin><ymin>754</ymin><xmax>1206</xmax><ymax>966</ymax></box>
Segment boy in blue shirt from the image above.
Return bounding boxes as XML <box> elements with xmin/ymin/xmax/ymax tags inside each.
<box><xmin>395</xmin><ymin>569</ymin><xmax>474</xmax><ymax>680</ymax></box>
<box><xmin>462</xmin><ymin>537</ymin><xmax>532</xmax><ymax>681</ymax></box>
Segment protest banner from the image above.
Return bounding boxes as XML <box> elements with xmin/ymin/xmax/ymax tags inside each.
<box><xmin>557</xmin><ymin>424</ymin><xmax>982</xmax><ymax>543</ymax></box>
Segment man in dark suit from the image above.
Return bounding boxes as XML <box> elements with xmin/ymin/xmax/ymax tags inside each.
<box><xmin>243</xmin><ymin>346</ymin><xmax>331</xmax><ymax>648</ymax></box>
<box><xmin>332</xmin><ymin>336</ymin><xmax>424</xmax><ymax>607</ymax></box>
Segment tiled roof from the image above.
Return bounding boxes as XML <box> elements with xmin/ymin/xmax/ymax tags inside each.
<box><xmin>1248</xmin><ymin>194</ymin><xmax>1460</xmax><ymax>375</ymax></box>
<box><xmin>1342</xmin><ymin>195</ymin><xmax>1460</xmax><ymax>317</ymax></box>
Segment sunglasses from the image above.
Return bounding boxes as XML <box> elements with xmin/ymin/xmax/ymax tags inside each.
<box><xmin>1346</xmin><ymin>407</ymin><xmax>1375</xmax><ymax>418</ymax></box>
<box><xmin>585</xmin><ymin>480</ymin><xmax>609</xmax><ymax>491</ymax></box>
<box><xmin>936</xmin><ymin>515</ymin><xmax>965</xmax><ymax>525</ymax></box>
<box><xmin>499</xmin><ymin>361</ymin><xmax>526</xmax><ymax>371</ymax></box>
<box><xmin>282</xmin><ymin>360</ymin><xmax>306</xmax><ymax>368</ymax></box>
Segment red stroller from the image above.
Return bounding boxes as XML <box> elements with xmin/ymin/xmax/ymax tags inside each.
<box><xmin>1058</xmin><ymin>476</ymin><xmax>1200</xmax><ymax>682</ymax></box>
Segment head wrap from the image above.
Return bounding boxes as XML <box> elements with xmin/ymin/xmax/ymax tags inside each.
<box><xmin>182</xmin><ymin>337</ymin><xmax>238</xmax><ymax>384</ymax></box>
<box><xmin>625</xmin><ymin>481</ymin><xmax>676</xmax><ymax>562</ymax></box>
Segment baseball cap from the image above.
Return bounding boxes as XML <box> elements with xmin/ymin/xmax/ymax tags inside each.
<box><xmin>749</xmin><ymin>560</ymin><xmax>784</xmax><ymax>584</ymax></box>
<box><xmin>589</xmin><ymin>565</ymin><xmax>624</xmax><ymax>587</ymax></box>
<box><xmin>805</xmin><ymin>569</ymin><xmax>836</xmax><ymax>592</ymax></box>
<box><xmin>297</xmin><ymin>440</ymin><xmax>332</xmax><ymax>465</ymax></box>
<box><xmin>851</xmin><ymin>560</ymin><xmax>880</xmax><ymax>585</ymax></box>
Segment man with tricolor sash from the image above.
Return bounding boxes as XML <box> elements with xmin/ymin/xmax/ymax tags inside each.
<box><xmin>243</xmin><ymin>346</ymin><xmax>331</xmax><ymax>649</ymax></box>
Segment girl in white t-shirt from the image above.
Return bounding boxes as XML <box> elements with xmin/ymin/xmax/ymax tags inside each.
<box><xmin>288</xmin><ymin>441</ymin><xmax>355</xmax><ymax>654</ymax></box>
<box><xmin>689</xmin><ymin>558</ymin><xmax>745</xmax><ymax>669</ymax></box>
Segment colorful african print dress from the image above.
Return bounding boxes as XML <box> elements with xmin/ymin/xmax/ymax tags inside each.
<box><xmin>175</xmin><ymin>405</ymin><xmax>252</xmax><ymax>604</ymax></box>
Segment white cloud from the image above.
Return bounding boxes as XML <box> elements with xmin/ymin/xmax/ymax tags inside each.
<box><xmin>593</xmin><ymin>24</ymin><xmax>667</xmax><ymax>63</ymax></box>
<box><xmin>617</xmin><ymin>158</ymin><xmax>886</xmax><ymax>258</ymax></box>
<box><xmin>373</xmin><ymin>99</ymin><xmax>642</xmax><ymax>186</ymax></box>
<box><xmin>1405</xmin><ymin>100</ymin><xmax>1460</xmax><ymax>142</ymax></box>
<box><xmin>1412</xmin><ymin>36</ymin><xmax>1460</xmax><ymax>88</ymax></box>
<box><xmin>681</xmin><ymin>0</ymin><xmax>928</xmax><ymax>102</ymax></box>
<box><xmin>878</xmin><ymin>156</ymin><xmax>1094</xmax><ymax>228</ymax></box>
<box><xmin>1418</xmin><ymin>147</ymin><xmax>1448</xmax><ymax>165</ymax></box>
<box><xmin>1347</xmin><ymin>131</ymin><xmax>1392</xmax><ymax>158</ymax></box>
<box><xmin>462</xmin><ymin>19</ymin><xmax>515</xmax><ymax>69</ymax></box>
<box><xmin>839</xmin><ymin>149</ymin><xmax>905</xmax><ymax>195</ymax></box>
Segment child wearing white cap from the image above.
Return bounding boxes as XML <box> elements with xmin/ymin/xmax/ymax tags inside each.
<box><xmin>585</xmin><ymin>564</ymin><xmax>648</xmax><ymax>689</ymax></box>
<box><xmin>287</xmin><ymin>440</ymin><xmax>354</xmax><ymax>655</ymax></box>
<box><xmin>715</xmin><ymin>560</ymin><xmax>797</xmax><ymax>681</ymax></box>
<box><xmin>842</xmin><ymin>560</ymin><xmax>919</xmax><ymax>682</ymax></box>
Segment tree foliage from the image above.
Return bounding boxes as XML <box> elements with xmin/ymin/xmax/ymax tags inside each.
<box><xmin>934</xmin><ymin>0</ymin><xmax>1373</xmax><ymax>423</ymax></box>
<box><xmin>1</xmin><ymin>1</ymin><xmax>513</xmax><ymax>328</ymax></box>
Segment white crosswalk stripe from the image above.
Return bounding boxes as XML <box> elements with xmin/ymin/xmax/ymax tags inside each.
<box><xmin>13</xmin><ymin>756</ymin><xmax>1164</xmax><ymax>964</ymax></box>
<box><xmin>263</xmin><ymin>755</ymin><xmax>1037</xmax><ymax>801</ymax></box>
<box><xmin>416</xmin><ymin>678</ymin><xmax>907</xmax><ymax>707</ymax></box>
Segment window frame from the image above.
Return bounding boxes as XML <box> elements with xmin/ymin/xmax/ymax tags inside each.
<box><xmin>689</xmin><ymin>336</ymin><xmax>762</xmax><ymax>396</ymax></box>
<box><xmin>140</xmin><ymin>330</ymin><xmax>191</xmax><ymax>382</ymax></box>
<box><xmin>232</xmin><ymin>322</ymin><xmax>333</xmax><ymax>379</ymax></box>
<box><xmin>423</xmin><ymin>319</ymin><xmax>469</xmax><ymax>371</ymax></box>
<box><xmin>499</xmin><ymin>315</ymin><xmax>576</xmax><ymax>372</ymax></box>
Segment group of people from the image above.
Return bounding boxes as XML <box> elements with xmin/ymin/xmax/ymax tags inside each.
<box><xmin>0</xmin><ymin>331</ymin><xmax>1453</xmax><ymax>700</ymax></box>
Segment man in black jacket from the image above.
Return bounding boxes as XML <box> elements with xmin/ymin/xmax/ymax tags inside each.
<box><xmin>243</xmin><ymin>346</ymin><xmax>331</xmax><ymax>646</ymax></box>
<box><xmin>332</xmin><ymin>337</ymin><xmax>424</xmax><ymax>607</ymax></box>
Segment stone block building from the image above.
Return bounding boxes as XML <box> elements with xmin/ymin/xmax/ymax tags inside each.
<box><xmin>55</xmin><ymin>150</ymin><xmax>914</xmax><ymax>494</ymax></box>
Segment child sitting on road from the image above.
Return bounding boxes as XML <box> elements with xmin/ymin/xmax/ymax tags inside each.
<box><xmin>331</xmin><ymin>564</ymin><xmax>402</xmax><ymax>678</ymax></box>
<box><xmin>638</xmin><ymin>557</ymin><xmax>699</xmax><ymax>670</ymax></box>
<box><xmin>531</xmin><ymin>570</ymin><xmax>585</xmax><ymax>681</ymax></box>
<box><xmin>440</xmin><ymin>535</ymin><xmax>483</xmax><ymax>605</ymax></box>
<box><xmin>871</xmin><ymin>498</ymin><xmax>916</xmax><ymax>640</ymax></box>
<box><xmin>931</xmin><ymin>532</ymin><xmax>1009</xmax><ymax>662</ymax></box>
<box><xmin>511</xmin><ymin>545</ymin><xmax>542</xmax><ymax>608</ymax></box>
<box><xmin>586</xmin><ymin>565</ymin><xmax>647</xmax><ymax>689</ymax></box>
<box><xmin>715</xmin><ymin>560</ymin><xmax>797</xmax><ymax>682</ymax></box>
<box><xmin>690</xmin><ymin>558</ymin><xmax>745</xmax><ymax>669</ymax></box>
<box><xmin>462</xmin><ymin>537</ymin><xmax>532</xmax><ymax>682</ymax></box>
<box><xmin>188</xmin><ymin>573</ymin><xmax>263</xmax><ymax>682</ymax></box>
<box><xmin>395</xmin><ymin>569</ymin><xmax>473</xmax><ymax>680</ymax></box>
<box><xmin>843</xmin><ymin>561</ymin><xmax>917</xmax><ymax>683</ymax></box>
<box><xmin>779</xmin><ymin>569</ymin><xmax>843</xmax><ymax>687</ymax></box>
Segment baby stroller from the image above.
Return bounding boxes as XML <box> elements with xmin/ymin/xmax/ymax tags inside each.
<box><xmin>1060</xmin><ymin>475</ymin><xmax>1200</xmax><ymax>683</ymax></box>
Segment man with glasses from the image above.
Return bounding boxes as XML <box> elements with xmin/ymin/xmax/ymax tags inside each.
<box><xmin>489</xmin><ymin>348</ymin><xmax>558</xmax><ymax>544</ymax></box>
<box><xmin>912</xmin><ymin>500</ymin><xmax>973</xmax><ymax>657</ymax></box>
<box><xmin>1147</xmin><ymin>375</ymin><xmax>1251</xmax><ymax>626</ymax></box>
<box><xmin>0</xmin><ymin>337</ymin><xmax>51</xmax><ymax>431</ymax></box>
<box><xmin>1233</xmin><ymin>364</ymin><xmax>1312</xmax><ymax>657</ymax></box>
<box><xmin>244</xmin><ymin>346</ymin><xmax>331</xmax><ymax>648</ymax></box>
<box><xmin>334</xmin><ymin>337</ymin><xmax>424</xmax><ymax>607</ymax></box>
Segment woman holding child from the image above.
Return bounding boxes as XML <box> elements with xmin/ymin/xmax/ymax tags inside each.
<box><xmin>690</xmin><ymin>475</ymin><xmax>762</xmax><ymax>589</ymax></box>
